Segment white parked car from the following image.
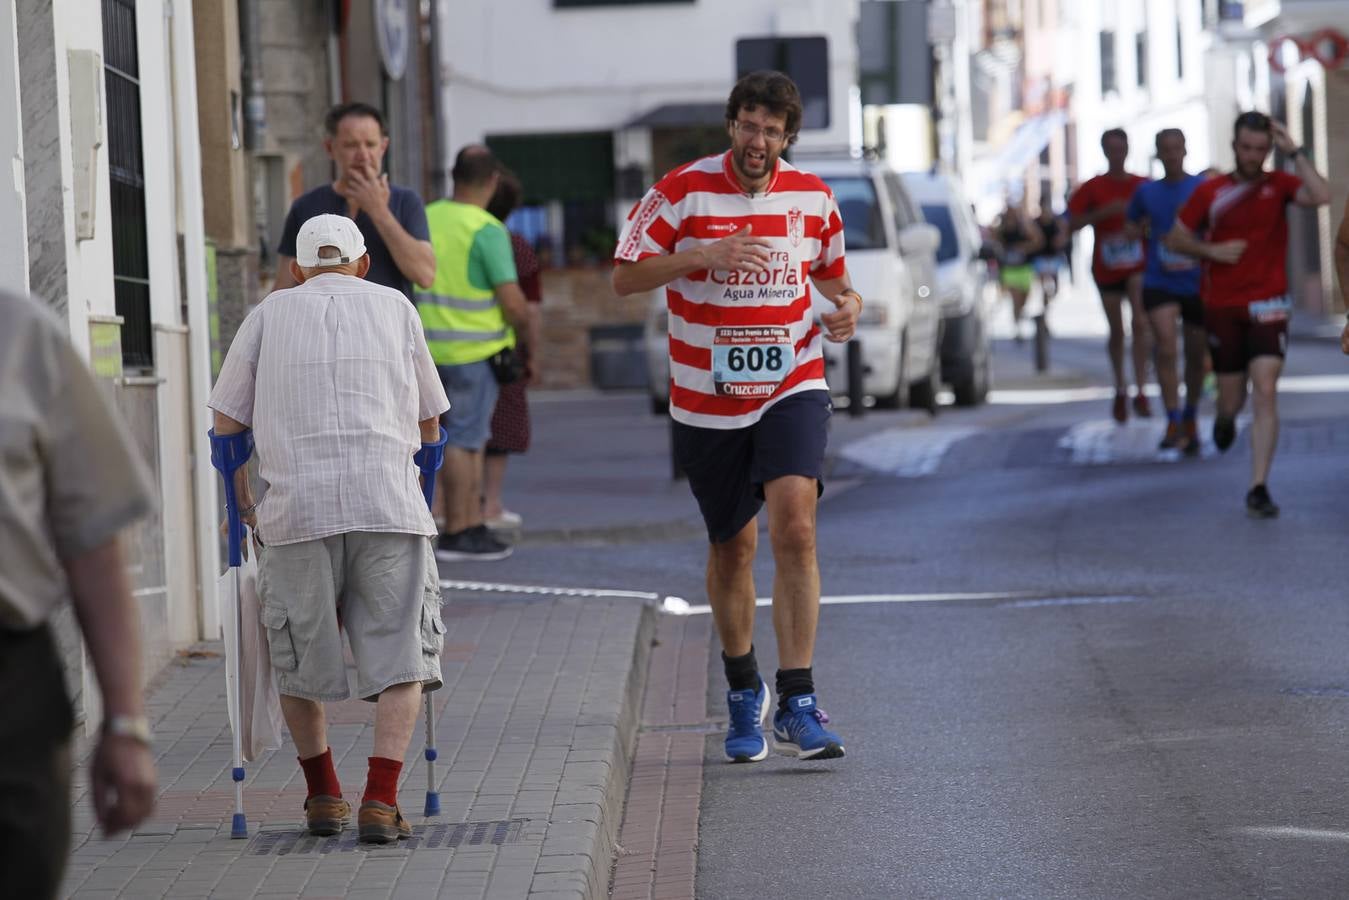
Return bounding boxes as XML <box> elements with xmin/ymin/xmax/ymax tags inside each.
<box><xmin>643</xmin><ymin>154</ymin><xmax>943</xmax><ymax>413</ymax></box>
<box><xmin>901</xmin><ymin>170</ymin><xmax>993</xmax><ymax>406</ymax></box>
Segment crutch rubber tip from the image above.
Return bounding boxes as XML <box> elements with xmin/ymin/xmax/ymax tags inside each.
<box><xmin>424</xmin><ymin>748</ymin><xmax>438</xmax><ymax>762</ymax></box>
<box><xmin>232</xmin><ymin>767</ymin><xmax>245</xmax><ymax>783</ymax></box>
<box><xmin>231</xmin><ymin>813</ymin><xmax>248</xmax><ymax>839</ymax></box>
<box><xmin>424</xmin><ymin>792</ymin><xmax>440</xmax><ymax>817</ymax></box>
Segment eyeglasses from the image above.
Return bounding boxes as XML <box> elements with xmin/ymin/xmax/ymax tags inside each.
<box><xmin>732</xmin><ymin>120</ymin><xmax>789</xmax><ymax>145</ymax></box>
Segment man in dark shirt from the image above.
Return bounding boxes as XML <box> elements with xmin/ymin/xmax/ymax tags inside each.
<box><xmin>274</xmin><ymin>102</ymin><xmax>435</xmax><ymax>298</ymax></box>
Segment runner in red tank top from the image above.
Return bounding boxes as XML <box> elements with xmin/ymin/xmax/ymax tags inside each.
<box><xmin>1068</xmin><ymin>129</ymin><xmax>1152</xmax><ymax>424</ymax></box>
<box><xmin>1168</xmin><ymin>112</ymin><xmax>1331</xmax><ymax>517</ymax></box>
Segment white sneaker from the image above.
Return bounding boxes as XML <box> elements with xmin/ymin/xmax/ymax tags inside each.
<box><xmin>485</xmin><ymin>510</ymin><xmax>523</xmax><ymax>530</ymax></box>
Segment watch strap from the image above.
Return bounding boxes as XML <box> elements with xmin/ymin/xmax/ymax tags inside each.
<box><xmin>104</xmin><ymin>714</ymin><xmax>153</xmax><ymax>745</ymax></box>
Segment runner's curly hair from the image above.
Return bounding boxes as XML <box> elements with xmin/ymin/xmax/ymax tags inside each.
<box><xmin>725</xmin><ymin>71</ymin><xmax>803</xmax><ymax>145</ymax></box>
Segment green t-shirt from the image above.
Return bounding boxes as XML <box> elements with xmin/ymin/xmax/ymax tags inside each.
<box><xmin>468</xmin><ymin>222</ymin><xmax>518</xmax><ymax>293</ymax></box>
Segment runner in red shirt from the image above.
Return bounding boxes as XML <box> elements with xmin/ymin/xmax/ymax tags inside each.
<box><xmin>1069</xmin><ymin>128</ymin><xmax>1151</xmax><ymax>423</ymax></box>
<box><xmin>1169</xmin><ymin>112</ymin><xmax>1331</xmax><ymax>517</ymax></box>
<box><xmin>612</xmin><ymin>71</ymin><xmax>857</xmax><ymax>762</ymax></box>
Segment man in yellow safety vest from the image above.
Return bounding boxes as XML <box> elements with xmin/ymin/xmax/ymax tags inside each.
<box><xmin>417</xmin><ymin>146</ymin><xmax>530</xmax><ymax>560</ymax></box>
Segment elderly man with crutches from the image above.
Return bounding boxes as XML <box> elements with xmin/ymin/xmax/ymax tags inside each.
<box><xmin>208</xmin><ymin>213</ymin><xmax>449</xmax><ymax>844</ymax></box>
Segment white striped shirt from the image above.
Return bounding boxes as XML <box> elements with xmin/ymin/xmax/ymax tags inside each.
<box><xmin>208</xmin><ymin>273</ymin><xmax>450</xmax><ymax>546</ymax></box>
<box><xmin>615</xmin><ymin>152</ymin><xmax>846</xmax><ymax>429</ymax></box>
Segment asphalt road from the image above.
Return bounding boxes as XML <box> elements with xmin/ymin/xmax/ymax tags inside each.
<box><xmin>691</xmin><ymin>319</ymin><xmax>1349</xmax><ymax>899</ymax></box>
<box><xmin>453</xmin><ymin>286</ymin><xmax>1349</xmax><ymax>899</ymax></box>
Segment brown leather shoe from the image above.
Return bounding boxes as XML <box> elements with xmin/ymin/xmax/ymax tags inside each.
<box><xmin>358</xmin><ymin>800</ymin><xmax>411</xmax><ymax>844</ymax></box>
<box><xmin>304</xmin><ymin>794</ymin><xmax>351</xmax><ymax>837</ymax></box>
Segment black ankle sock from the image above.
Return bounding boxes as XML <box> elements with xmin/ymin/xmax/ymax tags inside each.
<box><xmin>776</xmin><ymin>667</ymin><xmax>814</xmax><ymax>711</ymax></box>
<box><xmin>722</xmin><ymin>647</ymin><xmax>759</xmax><ymax>692</ymax></box>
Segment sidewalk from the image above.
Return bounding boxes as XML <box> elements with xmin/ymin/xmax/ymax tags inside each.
<box><xmin>61</xmin><ymin>590</ymin><xmax>653</xmax><ymax>900</ymax></box>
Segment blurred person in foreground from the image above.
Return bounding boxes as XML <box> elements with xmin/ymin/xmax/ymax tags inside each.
<box><xmin>0</xmin><ymin>289</ymin><xmax>157</xmax><ymax>898</ymax></box>
<box><xmin>273</xmin><ymin>102</ymin><xmax>435</xmax><ymax>298</ymax></box>
<box><xmin>1069</xmin><ymin>128</ymin><xmax>1152</xmax><ymax>423</ymax></box>
<box><xmin>482</xmin><ymin>167</ymin><xmax>544</xmax><ymax>531</ymax></box>
<box><xmin>209</xmin><ymin>214</ymin><xmax>450</xmax><ymax>843</ymax></box>
<box><xmin>1031</xmin><ymin>204</ymin><xmax>1069</xmax><ymax>308</ymax></box>
<box><xmin>417</xmin><ymin>146</ymin><xmax>531</xmax><ymax>561</ymax></box>
<box><xmin>1168</xmin><ymin>112</ymin><xmax>1331</xmax><ymax>517</ymax></box>
<box><xmin>1126</xmin><ymin>128</ymin><xmax>1208</xmax><ymax>454</ymax></box>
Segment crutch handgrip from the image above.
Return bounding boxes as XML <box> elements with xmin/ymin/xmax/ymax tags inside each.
<box><xmin>414</xmin><ymin>426</ymin><xmax>448</xmax><ymax>508</ymax></box>
<box><xmin>208</xmin><ymin>429</ymin><xmax>254</xmax><ymax>567</ymax></box>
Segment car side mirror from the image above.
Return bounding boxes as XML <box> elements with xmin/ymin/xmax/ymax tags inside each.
<box><xmin>899</xmin><ymin>223</ymin><xmax>941</xmax><ymax>257</ymax></box>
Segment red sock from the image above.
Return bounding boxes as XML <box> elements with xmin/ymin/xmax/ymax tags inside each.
<box><xmin>362</xmin><ymin>756</ymin><xmax>402</xmax><ymax>806</ymax></box>
<box><xmin>298</xmin><ymin>748</ymin><xmax>342</xmax><ymax>799</ymax></box>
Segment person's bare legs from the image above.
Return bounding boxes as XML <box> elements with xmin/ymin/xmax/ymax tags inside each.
<box><xmin>706</xmin><ymin>519</ymin><xmax>758</xmax><ymax>658</ymax></box>
<box><xmin>371</xmin><ymin>682</ymin><xmax>423</xmax><ymax>761</ymax></box>
<box><xmin>441</xmin><ymin>446</ymin><xmax>484</xmax><ymax>534</ymax></box>
<box><xmin>1215</xmin><ymin>372</ymin><xmax>1247</xmax><ymax>421</ymax></box>
<box><xmin>1182</xmin><ymin>322</ymin><xmax>1208</xmax><ymax>407</ymax></box>
<box><xmin>763</xmin><ymin>475</ymin><xmax>820</xmax><ymax>670</ymax></box>
<box><xmin>1100</xmin><ymin>290</ymin><xmax>1127</xmax><ymax>394</ymax></box>
<box><xmin>1126</xmin><ymin>273</ymin><xmax>1152</xmax><ymax>400</ymax></box>
<box><xmin>1248</xmin><ymin>356</ymin><xmax>1283</xmax><ymax>488</ymax></box>
<box><xmin>1148</xmin><ymin>304</ymin><xmax>1181</xmax><ymax>413</ymax></box>
<box><xmin>1009</xmin><ymin>287</ymin><xmax>1029</xmax><ymax>338</ymax></box>
<box><xmin>482</xmin><ymin>453</ymin><xmax>509</xmax><ymax>521</ymax></box>
<box><xmin>279</xmin><ymin>695</ymin><xmax>327</xmax><ymax>759</ymax></box>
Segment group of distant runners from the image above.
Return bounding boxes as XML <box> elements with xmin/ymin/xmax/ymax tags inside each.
<box><xmin>997</xmin><ymin>114</ymin><xmax>1330</xmax><ymax>519</ymax></box>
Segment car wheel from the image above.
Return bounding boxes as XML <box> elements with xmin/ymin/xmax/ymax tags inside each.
<box><xmin>953</xmin><ymin>346</ymin><xmax>989</xmax><ymax>406</ymax></box>
<box><xmin>873</xmin><ymin>330</ymin><xmax>909</xmax><ymax>410</ymax></box>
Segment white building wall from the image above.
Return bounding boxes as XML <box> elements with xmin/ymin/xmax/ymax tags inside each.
<box><xmin>1067</xmin><ymin>0</ymin><xmax>1213</xmax><ymax>183</ymax></box>
<box><xmin>438</xmin><ymin>0</ymin><xmax>858</xmax><ymax>154</ymax></box>
<box><xmin>0</xmin><ymin>0</ymin><xmax>27</xmax><ymax>296</ymax></box>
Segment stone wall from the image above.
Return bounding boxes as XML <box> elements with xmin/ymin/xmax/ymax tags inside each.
<box><xmin>535</xmin><ymin>267</ymin><xmax>651</xmax><ymax>390</ymax></box>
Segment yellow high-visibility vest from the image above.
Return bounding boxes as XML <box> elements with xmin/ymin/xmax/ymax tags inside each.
<box><xmin>416</xmin><ymin>200</ymin><xmax>515</xmax><ymax>366</ymax></box>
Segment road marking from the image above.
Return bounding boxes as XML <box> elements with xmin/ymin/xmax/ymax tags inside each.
<box><xmin>666</xmin><ymin>591</ymin><xmax>1141</xmax><ymax>616</ymax></box>
<box><xmin>1237</xmin><ymin>826</ymin><xmax>1349</xmax><ymax>842</ymax></box>
<box><xmin>440</xmin><ymin>584</ymin><xmax>1143</xmax><ymax>616</ymax></box>
<box><xmin>440</xmin><ymin>579</ymin><xmax>665</xmax><ymax>601</ymax></box>
<box><xmin>837</xmin><ymin>426</ymin><xmax>978</xmax><ymax>476</ymax></box>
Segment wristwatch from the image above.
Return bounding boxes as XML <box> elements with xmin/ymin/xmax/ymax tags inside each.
<box><xmin>104</xmin><ymin>714</ymin><xmax>153</xmax><ymax>746</ymax></box>
<box><xmin>841</xmin><ymin>289</ymin><xmax>863</xmax><ymax>313</ymax></box>
<box><xmin>1288</xmin><ymin>146</ymin><xmax>1303</xmax><ymax>160</ymax></box>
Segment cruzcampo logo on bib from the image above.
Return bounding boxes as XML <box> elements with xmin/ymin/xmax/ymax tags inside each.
<box><xmin>711</xmin><ymin>326</ymin><xmax>794</xmax><ymax>398</ymax></box>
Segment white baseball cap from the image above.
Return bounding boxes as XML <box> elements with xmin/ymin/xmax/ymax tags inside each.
<box><xmin>295</xmin><ymin>214</ymin><xmax>368</xmax><ymax>268</ymax></box>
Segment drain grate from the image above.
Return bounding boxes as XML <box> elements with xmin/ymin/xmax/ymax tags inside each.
<box><xmin>248</xmin><ymin>818</ymin><xmax>529</xmax><ymax>856</ymax></box>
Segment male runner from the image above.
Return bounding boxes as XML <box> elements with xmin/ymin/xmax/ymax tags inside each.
<box><xmin>612</xmin><ymin>71</ymin><xmax>858</xmax><ymax>761</ymax></box>
<box><xmin>1069</xmin><ymin>129</ymin><xmax>1151</xmax><ymax>423</ymax></box>
<box><xmin>1168</xmin><ymin>112</ymin><xmax>1331</xmax><ymax>517</ymax></box>
<box><xmin>1126</xmin><ymin>128</ymin><xmax>1207</xmax><ymax>453</ymax></box>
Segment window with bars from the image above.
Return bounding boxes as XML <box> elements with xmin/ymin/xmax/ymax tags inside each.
<box><xmin>103</xmin><ymin>0</ymin><xmax>153</xmax><ymax>369</ymax></box>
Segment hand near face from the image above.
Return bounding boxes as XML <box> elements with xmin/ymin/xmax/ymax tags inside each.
<box><xmin>1269</xmin><ymin>120</ymin><xmax>1297</xmax><ymax>155</ymax></box>
<box><xmin>337</xmin><ymin>163</ymin><xmax>391</xmax><ymax>218</ymax></box>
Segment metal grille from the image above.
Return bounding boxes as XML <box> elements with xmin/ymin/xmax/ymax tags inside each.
<box><xmin>246</xmin><ymin>819</ymin><xmax>528</xmax><ymax>856</ymax></box>
<box><xmin>103</xmin><ymin>0</ymin><xmax>153</xmax><ymax>369</ymax></box>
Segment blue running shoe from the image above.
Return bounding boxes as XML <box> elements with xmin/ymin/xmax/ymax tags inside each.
<box><xmin>724</xmin><ymin>677</ymin><xmax>770</xmax><ymax>763</ymax></box>
<box><xmin>773</xmin><ymin>694</ymin><xmax>845</xmax><ymax>760</ymax></box>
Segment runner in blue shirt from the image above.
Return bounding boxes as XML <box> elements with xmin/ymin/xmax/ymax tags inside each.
<box><xmin>1127</xmin><ymin>128</ymin><xmax>1208</xmax><ymax>454</ymax></box>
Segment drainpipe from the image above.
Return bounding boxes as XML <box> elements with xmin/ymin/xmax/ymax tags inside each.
<box><xmin>238</xmin><ymin>0</ymin><xmax>266</xmax><ymax>149</ymax></box>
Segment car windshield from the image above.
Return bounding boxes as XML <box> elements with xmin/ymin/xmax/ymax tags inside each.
<box><xmin>820</xmin><ymin>175</ymin><xmax>886</xmax><ymax>251</ymax></box>
<box><xmin>921</xmin><ymin>203</ymin><xmax>960</xmax><ymax>263</ymax></box>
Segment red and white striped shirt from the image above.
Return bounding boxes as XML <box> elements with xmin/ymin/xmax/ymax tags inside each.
<box><xmin>616</xmin><ymin>152</ymin><xmax>846</xmax><ymax>429</ymax></box>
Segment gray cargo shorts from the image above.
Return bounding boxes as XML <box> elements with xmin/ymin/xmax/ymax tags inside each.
<box><xmin>256</xmin><ymin>531</ymin><xmax>445</xmax><ymax>702</ymax></box>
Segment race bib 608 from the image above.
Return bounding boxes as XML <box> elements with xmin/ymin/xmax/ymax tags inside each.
<box><xmin>711</xmin><ymin>326</ymin><xmax>794</xmax><ymax>398</ymax></box>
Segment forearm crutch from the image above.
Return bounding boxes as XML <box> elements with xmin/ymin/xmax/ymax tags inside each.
<box><xmin>413</xmin><ymin>426</ymin><xmax>449</xmax><ymax>817</ymax></box>
<box><xmin>208</xmin><ymin>428</ymin><xmax>254</xmax><ymax>839</ymax></box>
